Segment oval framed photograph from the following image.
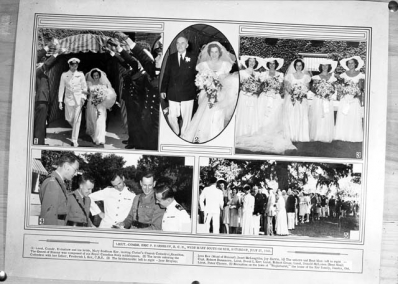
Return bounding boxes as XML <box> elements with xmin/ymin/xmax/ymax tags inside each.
<box><xmin>160</xmin><ymin>24</ymin><xmax>240</xmax><ymax>144</ymax></box>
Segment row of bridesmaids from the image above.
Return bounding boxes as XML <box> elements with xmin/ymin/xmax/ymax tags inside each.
<box><xmin>235</xmin><ymin>55</ymin><xmax>365</xmax><ymax>154</ymax></box>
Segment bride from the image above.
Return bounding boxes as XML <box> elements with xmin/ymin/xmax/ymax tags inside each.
<box><xmin>85</xmin><ymin>68</ymin><xmax>116</xmax><ymax>145</ymax></box>
<box><xmin>235</xmin><ymin>57</ymin><xmax>297</xmax><ymax>154</ymax></box>
<box><xmin>181</xmin><ymin>41</ymin><xmax>239</xmax><ymax>143</ymax></box>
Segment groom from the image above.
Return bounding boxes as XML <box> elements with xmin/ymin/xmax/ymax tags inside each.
<box><xmin>160</xmin><ymin>36</ymin><xmax>197</xmax><ymax>136</ymax></box>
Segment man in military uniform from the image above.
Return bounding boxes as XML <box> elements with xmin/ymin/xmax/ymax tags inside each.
<box><xmin>89</xmin><ymin>172</ymin><xmax>135</xmax><ymax>228</ymax></box>
<box><xmin>118</xmin><ymin>172</ymin><xmax>165</xmax><ymax>230</ymax></box>
<box><xmin>65</xmin><ymin>174</ymin><xmax>95</xmax><ymax>227</ymax></box>
<box><xmin>58</xmin><ymin>57</ymin><xmax>88</xmax><ymax>147</ymax></box>
<box><xmin>106</xmin><ymin>35</ymin><xmax>158</xmax><ymax>150</ymax></box>
<box><xmin>34</xmin><ymin>39</ymin><xmax>66</xmax><ymax>145</ymax></box>
<box><xmin>39</xmin><ymin>153</ymin><xmax>79</xmax><ymax>225</ymax></box>
<box><xmin>155</xmin><ymin>181</ymin><xmax>191</xmax><ymax>232</ymax></box>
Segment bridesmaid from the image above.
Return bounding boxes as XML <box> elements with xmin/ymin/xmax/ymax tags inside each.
<box><xmin>309</xmin><ymin>60</ymin><xmax>337</xmax><ymax>142</ymax></box>
<box><xmin>334</xmin><ymin>56</ymin><xmax>365</xmax><ymax>142</ymax></box>
<box><xmin>235</xmin><ymin>56</ymin><xmax>262</xmax><ymax>137</ymax></box>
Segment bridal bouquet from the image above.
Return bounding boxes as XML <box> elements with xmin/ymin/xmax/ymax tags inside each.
<box><xmin>290</xmin><ymin>83</ymin><xmax>308</xmax><ymax>105</ymax></box>
<box><xmin>241</xmin><ymin>75</ymin><xmax>262</xmax><ymax>96</ymax></box>
<box><xmin>313</xmin><ymin>79</ymin><xmax>335</xmax><ymax>100</ymax></box>
<box><xmin>337</xmin><ymin>81</ymin><xmax>361</xmax><ymax>99</ymax></box>
<box><xmin>195</xmin><ymin>70</ymin><xmax>222</xmax><ymax>109</ymax></box>
<box><xmin>263</xmin><ymin>76</ymin><xmax>282</xmax><ymax>96</ymax></box>
<box><xmin>90</xmin><ymin>85</ymin><xmax>107</xmax><ymax>118</ymax></box>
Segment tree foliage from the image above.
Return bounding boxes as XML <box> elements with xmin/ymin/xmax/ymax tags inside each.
<box><xmin>240</xmin><ymin>37</ymin><xmax>367</xmax><ymax>74</ymax></box>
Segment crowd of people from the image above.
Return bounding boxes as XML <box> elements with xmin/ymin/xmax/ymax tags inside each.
<box><xmin>235</xmin><ymin>56</ymin><xmax>366</xmax><ymax>154</ymax></box>
<box><xmin>198</xmin><ymin>178</ymin><xmax>360</xmax><ymax>236</ymax></box>
<box><xmin>34</xmin><ymin>33</ymin><xmax>161</xmax><ymax>150</ymax></box>
<box><xmin>38</xmin><ymin>153</ymin><xmax>191</xmax><ymax>232</ymax></box>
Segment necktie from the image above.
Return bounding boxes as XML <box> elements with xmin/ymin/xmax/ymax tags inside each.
<box><xmin>180</xmin><ymin>54</ymin><xmax>183</xmax><ymax>66</ymax></box>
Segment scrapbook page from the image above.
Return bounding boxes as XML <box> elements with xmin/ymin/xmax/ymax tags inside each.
<box><xmin>5</xmin><ymin>1</ymin><xmax>388</xmax><ymax>283</ymax></box>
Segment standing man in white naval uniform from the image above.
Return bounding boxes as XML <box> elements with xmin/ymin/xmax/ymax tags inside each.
<box><xmin>58</xmin><ymin>58</ymin><xmax>87</xmax><ymax>147</ymax></box>
<box><xmin>199</xmin><ymin>177</ymin><xmax>224</xmax><ymax>234</ymax></box>
<box><xmin>89</xmin><ymin>172</ymin><xmax>135</xmax><ymax>228</ymax></box>
<box><xmin>155</xmin><ymin>182</ymin><xmax>191</xmax><ymax>232</ymax></box>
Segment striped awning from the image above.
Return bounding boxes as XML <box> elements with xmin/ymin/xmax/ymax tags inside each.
<box><xmin>299</xmin><ymin>53</ymin><xmax>329</xmax><ymax>72</ymax></box>
<box><xmin>59</xmin><ymin>34</ymin><xmax>130</xmax><ymax>54</ymax></box>
<box><xmin>32</xmin><ymin>159</ymin><xmax>48</xmax><ymax>175</ymax></box>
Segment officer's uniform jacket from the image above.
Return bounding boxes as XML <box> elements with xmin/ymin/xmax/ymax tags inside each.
<box><xmin>89</xmin><ymin>186</ymin><xmax>135</xmax><ymax>228</ymax></box>
<box><xmin>58</xmin><ymin>70</ymin><xmax>87</xmax><ymax>107</ymax></box>
<box><xmin>162</xmin><ymin>199</ymin><xmax>191</xmax><ymax>232</ymax></box>
<box><xmin>39</xmin><ymin>171</ymin><xmax>68</xmax><ymax>225</ymax></box>
<box><xmin>66</xmin><ymin>189</ymin><xmax>91</xmax><ymax>225</ymax></box>
<box><xmin>124</xmin><ymin>192</ymin><xmax>165</xmax><ymax>230</ymax></box>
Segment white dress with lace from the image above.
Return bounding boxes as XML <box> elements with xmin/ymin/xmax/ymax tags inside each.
<box><xmin>181</xmin><ymin>61</ymin><xmax>239</xmax><ymax>143</ymax></box>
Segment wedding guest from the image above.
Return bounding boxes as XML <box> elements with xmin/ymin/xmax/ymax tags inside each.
<box><xmin>228</xmin><ymin>187</ymin><xmax>241</xmax><ymax>234</ymax></box>
<box><xmin>253</xmin><ymin>185</ymin><xmax>267</xmax><ymax>235</ymax></box>
<box><xmin>58</xmin><ymin>58</ymin><xmax>88</xmax><ymax>147</ymax></box>
<box><xmin>66</xmin><ymin>174</ymin><xmax>95</xmax><ymax>227</ymax></box>
<box><xmin>39</xmin><ymin>153</ymin><xmax>79</xmax><ymax>225</ymax></box>
<box><xmin>286</xmin><ymin>189</ymin><xmax>296</xmax><ymax>230</ymax></box>
<box><xmin>89</xmin><ymin>171</ymin><xmax>135</xmax><ymax>228</ymax></box>
<box><xmin>329</xmin><ymin>195</ymin><xmax>336</xmax><ymax>218</ymax></box>
<box><xmin>275</xmin><ymin>189</ymin><xmax>289</xmax><ymax>235</ymax></box>
<box><xmin>155</xmin><ymin>181</ymin><xmax>191</xmax><ymax>232</ymax></box>
<box><xmin>121</xmin><ymin>172</ymin><xmax>165</xmax><ymax>230</ymax></box>
<box><xmin>218</xmin><ymin>179</ymin><xmax>230</xmax><ymax>234</ymax></box>
<box><xmin>265</xmin><ymin>186</ymin><xmax>277</xmax><ymax>235</ymax></box>
<box><xmin>200</xmin><ymin>177</ymin><xmax>224</xmax><ymax>234</ymax></box>
<box><xmin>241</xmin><ymin>185</ymin><xmax>255</xmax><ymax>235</ymax></box>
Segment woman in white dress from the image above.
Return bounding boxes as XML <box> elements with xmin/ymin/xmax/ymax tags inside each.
<box><xmin>275</xmin><ymin>190</ymin><xmax>289</xmax><ymax>235</ymax></box>
<box><xmin>235</xmin><ymin>56</ymin><xmax>262</xmax><ymax>136</ymax></box>
<box><xmin>309</xmin><ymin>60</ymin><xmax>338</xmax><ymax>142</ymax></box>
<box><xmin>181</xmin><ymin>42</ymin><xmax>239</xmax><ymax>143</ymax></box>
<box><xmin>85</xmin><ymin>68</ymin><xmax>116</xmax><ymax>145</ymax></box>
<box><xmin>334</xmin><ymin>56</ymin><xmax>365</xmax><ymax>142</ymax></box>
<box><xmin>241</xmin><ymin>185</ymin><xmax>254</xmax><ymax>235</ymax></box>
<box><xmin>235</xmin><ymin>58</ymin><xmax>297</xmax><ymax>154</ymax></box>
<box><xmin>283</xmin><ymin>59</ymin><xmax>311</xmax><ymax>142</ymax></box>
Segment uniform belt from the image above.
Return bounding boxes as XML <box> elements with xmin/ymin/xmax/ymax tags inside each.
<box><xmin>57</xmin><ymin>214</ymin><xmax>67</xmax><ymax>220</ymax></box>
<box><xmin>132</xmin><ymin>221</ymin><xmax>151</xmax><ymax>228</ymax></box>
<box><xmin>66</xmin><ymin>221</ymin><xmax>88</xmax><ymax>227</ymax></box>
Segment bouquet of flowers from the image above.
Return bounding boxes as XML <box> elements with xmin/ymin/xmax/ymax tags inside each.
<box><xmin>313</xmin><ymin>79</ymin><xmax>335</xmax><ymax>100</ymax></box>
<box><xmin>290</xmin><ymin>83</ymin><xmax>308</xmax><ymax>105</ymax></box>
<box><xmin>90</xmin><ymin>85</ymin><xmax>107</xmax><ymax>118</ymax></box>
<box><xmin>337</xmin><ymin>80</ymin><xmax>362</xmax><ymax>99</ymax></box>
<box><xmin>262</xmin><ymin>76</ymin><xmax>282</xmax><ymax>96</ymax></box>
<box><xmin>240</xmin><ymin>74</ymin><xmax>262</xmax><ymax>96</ymax></box>
<box><xmin>195</xmin><ymin>70</ymin><xmax>222</xmax><ymax>109</ymax></box>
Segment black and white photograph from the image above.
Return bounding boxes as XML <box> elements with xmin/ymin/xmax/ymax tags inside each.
<box><xmin>33</xmin><ymin>28</ymin><xmax>163</xmax><ymax>150</ymax></box>
<box><xmin>160</xmin><ymin>24</ymin><xmax>240</xmax><ymax>143</ymax></box>
<box><xmin>29</xmin><ymin>149</ymin><xmax>193</xmax><ymax>233</ymax></box>
<box><xmin>235</xmin><ymin>37</ymin><xmax>367</xmax><ymax>159</ymax></box>
<box><xmin>198</xmin><ymin>157</ymin><xmax>361</xmax><ymax>240</ymax></box>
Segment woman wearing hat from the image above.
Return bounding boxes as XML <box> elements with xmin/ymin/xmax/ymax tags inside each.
<box><xmin>283</xmin><ymin>59</ymin><xmax>311</xmax><ymax>142</ymax></box>
<box><xmin>85</xmin><ymin>68</ymin><xmax>116</xmax><ymax>146</ymax></box>
<box><xmin>309</xmin><ymin>60</ymin><xmax>338</xmax><ymax>142</ymax></box>
<box><xmin>258</xmin><ymin>58</ymin><xmax>285</xmax><ymax>128</ymax></box>
<box><xmin>334</xmin><ymin>56</ymin><xmax>365</xmax><ymax>142</ymax></box>
<box><xmin>235</xmin><ymin>56</ymin><xmax>262</xmax><ymax>137</ymax></box>
<box><xmin>58</xmin><ymin>58</ymin><xmax>88</xmax><ymax>147</ymax></box>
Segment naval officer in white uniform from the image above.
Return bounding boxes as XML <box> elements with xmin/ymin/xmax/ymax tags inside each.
<box><xmin>155</xmin><ymin>182</ymin><xmax>191</xmax><ymax>233</ymax></box>
<box><xmin>58</xmin><ymin>58</ymin><xmax>87</xmax><ymax>147</ymax></box>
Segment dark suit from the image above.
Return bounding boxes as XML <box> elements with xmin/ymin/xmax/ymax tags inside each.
<box><xmin>161</xmin><ymin>51</ymin><xmax>197</xmax><ymax>135</ymax></box>
<box><xmin>34</xmin><ymin>49</ymin><xmax>58</xmax><ymax>145</ymax></box>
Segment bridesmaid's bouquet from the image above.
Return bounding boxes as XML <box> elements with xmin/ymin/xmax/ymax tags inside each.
<box><xmin>263</xmin><ymin>76</ymin><xmax>282</xmax><ymax>96</ymax></box>
<box><xmin>337</xmin><ymin>81</ymin><xmax>362</xmax><ymax>99</ymax></box>
<box><xmin>313</xmin><ymin>79</ymin><xmax>335</xmax><ymax>100</ymax></box>
<box><xmin>241</xmin><ymin>75</ymin><xmax>262</xmax><ymax>96</ymax></box>
<box><xmin>195</xmin><ymin>70</ymin><xmax>223</xmax><ymax>109</ymax></box>
<box><xmin>290</xmin><ymin>83</ymin><xmax>308</xmax><ymax>105</ymax></box>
